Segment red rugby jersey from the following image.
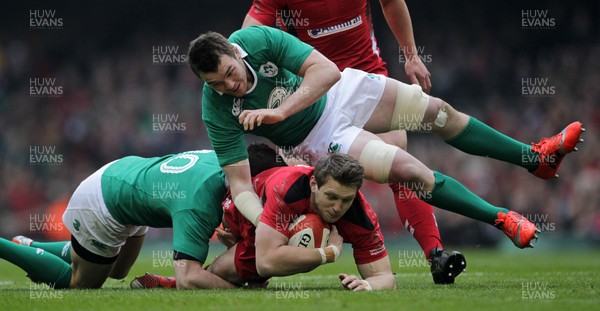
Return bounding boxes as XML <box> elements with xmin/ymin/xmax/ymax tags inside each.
<box><xmin>248</xmin><ymin>0</ymin><xmax>388</xmax><ymax>75</ymax></box>
<box><xmin>255</xmin><ymin>166</ymin><xmax>387</xmax><ymax>265</ymax></box>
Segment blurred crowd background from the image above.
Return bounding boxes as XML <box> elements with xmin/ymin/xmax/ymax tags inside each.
<box><xmin>0</xmin><ymin>0</ymin><xmax>598</xmax><ymax>247</ymax></box>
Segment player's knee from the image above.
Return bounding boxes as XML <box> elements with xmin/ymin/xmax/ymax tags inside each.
<box><xmin>255</xmin><ymin>261</ymin><xmax>274</xmax><ymax>278</ymax></box>
<box><xmin>69</xmin><ymin>274</ymin><xmax>105</xmax><ymax>289</ymax></box>
<box><xmin>389</xmin><ymin>161</ymin><xmax>425</xmax><ymax>184</ymax></box>
<box><xmin>426</xmin><ymin>97</ymin><xmax>453</xmax><ymax>129</ymax></box>
<box><xmin>108</xmin><ymin>269</ymin><xmax>129</xmax><ymax>280</ymax></box>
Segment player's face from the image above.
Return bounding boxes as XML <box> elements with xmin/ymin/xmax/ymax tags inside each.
<box><xmin>309</xmin><ymin>176</ymin><xmax>357</xmax><ymax>223</ymax></box>
<box><xmin>200</xmin><ymin>52</ymin><xmax>249</xmax><ymax>97</ymax></box>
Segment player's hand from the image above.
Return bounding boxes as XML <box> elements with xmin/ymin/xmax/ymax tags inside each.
<box><xmin>404</xmin><ymin>56</ymin><xmax>431</xmax><ymax>94</ymax></box>
<box><xmin>238</xmin><ymin>108</ymin><xmax>286</xmax><ymax>131</ymax></box>
<box><xmin>216</xmin><ymin>227</ymin><xmax>238</xmax><ymax>249</ymax></box>
<box><xmin>338</xmin><ymin>273</ymin><xmax>372</xmax><ymax>291</ymax></box>
<box><xmin>327</xmin><ymin>225</ymin><xmax>343</xmax><ymax>251</ymax></box>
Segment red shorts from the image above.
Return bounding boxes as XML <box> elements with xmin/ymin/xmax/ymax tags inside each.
<box><xmin>223</xmin><ymin>200</ymin><xmax>269</xmax><ymax>284</ymax></box>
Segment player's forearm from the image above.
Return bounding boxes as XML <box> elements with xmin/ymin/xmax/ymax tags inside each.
<box><xmin>223</xmin><ymin>161</ymin><xmax>263</xmax><ymax>226</ymax></box>
<box><xmin>364</xmin><ymin>273</ymin><xmax>396</xmax><ymax>290</ymax></box>
<box><xmin>242</xmin><ymin>13</ymin><xmax>263</xmax><ymax>28</ymax></box>
<box><xmin>256</xmin><ymin>245</ymin><xmax>323</xmax><ymax>277</ymax></box>
<box><xmin>175</xmin><ymin>266</ymin><xmax>238</xmax><ymax>289</ymax></box>
<box><xmin>276</xmin><ymin>63</ymin><xmax>340</xmax><ymax>120</ymax></box>
<box><xmin>174</xmin><ymin>261</ymin><xmax>238</xmax><ymax>289</ymax></box>
<box><xmin>380</xmin><ymin>0</ymin><xmax>419</xmax><ymax>57</ymax></box>
<box><xmin>223</xmin><ymin>160</ymin><xmax>254</xmax><ymax>198</ymax></box>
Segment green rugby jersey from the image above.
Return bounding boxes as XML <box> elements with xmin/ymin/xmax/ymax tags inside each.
<box><xmin>202</xmin><ymin>26</ymin><xmax>327</xmax><ymax>166</ymax></box>
<box><xmin>101</xmin><ymin>150</ymin><xmax>226</xmax><ymax>262</ymax></box>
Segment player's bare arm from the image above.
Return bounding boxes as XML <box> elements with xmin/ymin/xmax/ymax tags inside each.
<box><xmin>173</xmin><ymin>259</ymin><xmax>238</xmax><ymax>289</ymax></box>
<box><xmin>254</xmin><ymin>223</ymin><xmax>343</xmax><ymax>277</ymax></box>
<box><xmin>238</xmin><ymin>50</ymin><xmax>340</xmax><ymax>130</ymax></box>
<box><xmin>242</xmin><ymin>13</ymin><xmax>262</xmax><ymax>28</ymax></box>
<box><xmin>379</xmin><ymin>0</ymin><xmax>431</xmax><ymax>93</ymax></box>
<box><xmin>339</xmin><ymin>256</ymin><xmax>396</xmax><ymax>291</ymax></box>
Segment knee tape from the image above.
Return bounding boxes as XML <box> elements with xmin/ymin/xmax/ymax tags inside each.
<box><xmin>358</xmin><ymin>140</ymin><xmax>399</xmax><ymax>183</ymax></box>
<box><xmin>391</xmin><ymin>82</ymin><xmax>430</xmax><ymax>131</ymax></box>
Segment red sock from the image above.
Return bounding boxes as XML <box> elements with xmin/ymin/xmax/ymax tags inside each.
<box><xmin>390</xmin><ymin>184</ymin><xmax>443</xmax><ymax>260</ymax></box>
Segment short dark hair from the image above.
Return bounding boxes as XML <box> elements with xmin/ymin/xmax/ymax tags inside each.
<box><xmin>188</xmin><ymin>31</ymin><xmax>235</xmax><ymax>77</ymax></box>
<box><xmin>313</xmin><ymin>153</ymin><xmax>364</xmax><ymax>190</ymax></box>
<box><xmin>247</xmin><ymin>143</ymin><xmax>287</xmax><ymax>177</ymax></box>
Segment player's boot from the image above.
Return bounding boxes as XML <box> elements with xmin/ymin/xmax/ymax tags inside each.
<box><xmin>12</xmin><ymin>235</ymin><xmax>34</xmax><ymax>247</ymax></box>
<box><xmin>530</xmin><ymin>121</ymin><xmax>585</xmax><ymax>179</ymax></box>
<box><xmin>429</xmin><ymin>248</ymin><xmax>466</xmax><ymax>284</ymax></box>
<box><xmin>495</xmin><ymin>211</ymin><xmax>540</xmax><ymax>248</ymax></box>
<box><xmin>130</xmin><ymin>273</ymin><xmax>176</xmax><ymax>289</ymax></box>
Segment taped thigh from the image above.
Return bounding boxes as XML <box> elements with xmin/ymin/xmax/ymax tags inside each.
<box><xmin>358</xmin><ymin>140</ymin><xmax>399</xmax><ymax>183</ymax></box>
<box><xmin>391</xmin><ymin>82</ymin><xmax>430</xmax><ymax>131</ymax></box>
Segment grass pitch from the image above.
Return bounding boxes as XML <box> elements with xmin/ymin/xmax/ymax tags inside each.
<box><xmin>0</xmin><ymin>245</ymin><xmax>598</xmax><ymax>311</ymax></box>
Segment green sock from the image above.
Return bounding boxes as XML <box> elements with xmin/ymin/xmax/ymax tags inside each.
<box><xmin>31</xmin><ymin>241</ymin><xmax>72</xmax><ymax>264</ymax></box>
<box><xmin>0</xmin><ymin>238</ymin><xmax>71</xmax><ymax>289</ymax></box>
<box><xmin>429</xmin><ymin>171</ymin><xmax>509</xmax><ymax>225</ymax></box>
<box><xmin>446</xmin><ymin>117</ymin><xmax>539</xmax><ymax>171</ymax></box>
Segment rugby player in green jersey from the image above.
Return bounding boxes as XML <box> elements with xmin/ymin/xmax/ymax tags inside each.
<box><xmin>189</xmin><ymin>26</ymin><xmax>583</xmax><ymax>250</ymax></box>
<box><xmin>1</xmin><ymin>150</ymin><xmax>238</xmax><ymax>289</ymax></box>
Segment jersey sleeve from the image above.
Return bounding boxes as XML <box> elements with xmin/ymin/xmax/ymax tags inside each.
<box><xmin>171</xmin><ymin>210</ymin><xmax>215</xmax><ymax>263</ymax></box>
<box><xmin>232</xmin><ymin>26</ymin><xmax>314</xmax><ymax>75</ymax></box>
<box><xmin>201</xmin><ymin>86</ymin><xmax>248</xmax><ymax>167</ymax></box>
<box><xmin>337</xmin><ymin>193</ymin><xmax>387</xmax><ymax>265</ymax></box>
<box><xmin>247</xmin><ymin>0</ymin><xmax>281</xmax><ymax>26</ymax></box>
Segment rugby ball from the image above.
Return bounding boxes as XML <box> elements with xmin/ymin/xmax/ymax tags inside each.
<box><xmin>287</xmin><ymin>214</ymin><xmax>331</xmax><ymax>248</ymax></box>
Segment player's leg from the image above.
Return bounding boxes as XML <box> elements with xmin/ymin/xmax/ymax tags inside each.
<box><xmin>206</xmin><ymin>244</ymin><xmax>245</xmax><ymax>285</ymax></box>
<box><xmin>377</xmin><ymin>131</ymin><xmax>464</xmax><ymax>283</ymax></box>
<box><xmin>0</xmin><ymin>237</ymin><xmax>72</xmax><ymax>288</ymax></box>
<box><xmin>12</xmin><ymin>236</ymin><xmax>72</xmax><ymax>264</ymax></box>
<box><xmin>69</xmin><ymin>236</ymin><xmax>115</xmax><ymax>288</ymax></box>
<box><xmin>376</xmin><ymin>130</ymin><xmax>407</xmax><ymax>150</ymax></box>
<box><xmin>109</xmin><ymin>233</ymin><xmax>145</xmax><ymax>279</ymax></box>
<box><xmin>347</xmin><ymin>130</ymin><xmax>539</xmax><ymax>248</ymax></box>
<box><xmin>365</xmin><ymin>78</ymin><xmax>584</xmax><ymax>179</ymax></box>
<box><xmin>61</xmin><ymin>162</ymin><xmax>134</xmax><ymax>288</ymax></box>
<box><xmin>377</xmin><ymin>131</ymin><xmax>442</xmax><ymax>255</ymax></box>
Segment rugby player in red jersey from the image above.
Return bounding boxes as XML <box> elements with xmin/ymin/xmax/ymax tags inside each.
<box><xmin>133</xmin><ymin>152</ymin><xmax>395</xmax><ymax>291</ymax></box>
<box><xmin>242</xmin><ymin>0</ymin><xmax>463</xmax><ymax>284</ymax></box>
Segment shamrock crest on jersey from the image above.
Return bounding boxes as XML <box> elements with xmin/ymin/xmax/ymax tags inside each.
<box><xmin>259</xmin><ymin>62</ymin><xmax>279</xmax><ymax>77</ymax></box>
<box><xmin>366</xmin><ymin>73</ymin><xmax>381</xmax><ymax>81</ymax></box>
<box><xmin>73</xmin><ymin>219</ymin><xmax>80</xmax><ymax>231</ymax></box>
<box><xmin>328</xmin><ymin>142</ymin><xmax>342</xmax><ymax>154</ymax></box>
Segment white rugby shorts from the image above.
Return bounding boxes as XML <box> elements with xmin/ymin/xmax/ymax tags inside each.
<box><xmin>293</xmin><ymin>68</ymin><xmax>386</xmax><ymax>164</ymax></box>
<box><xmin>62</xmin><ymin>161</ymin><xmax>148</xmax><ymax>258</ymax></box>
